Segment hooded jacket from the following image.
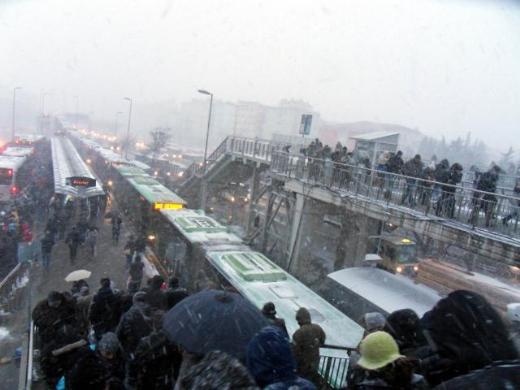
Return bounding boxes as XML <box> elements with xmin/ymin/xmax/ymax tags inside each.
<box><xmin>292</xmin><ymin>308</ymin><xmax>326</xmax><ymax>383</ymax></box>
<box><xmin>247</xmin><ymin>325</ymin><xmax>315</xmax><ymax>389</ymax></box>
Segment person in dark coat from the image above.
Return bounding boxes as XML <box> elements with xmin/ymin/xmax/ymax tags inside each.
<box><xmin>386</xmin><ymin>151</ymin><xmax>404</xmax><ymax>174</ymax></box>
<box><xmin>261</xmin><ymin>302</ymin><xmax>288</xmax><ymax>336</ymax></box>
<box><xmin>128</xmin><ymin>255</ymin><xmax>144</xmax><ymax>293</ymax></box>
<box><xmin>116</xmin><ymin>291</ymin><xmax>153</xmax><ymax>359</ymax></box>
<box><xmin>40</xmin><ymin>230</ymin><xmax>55</xmax><ymax>270</ymax></box>
<box><xmin>66</xmin><ymin>345</ymin><xmax>109</xmax><ymax>390</ymax></box>
<box><xmin>292</xmin><ymin>307</ymin><xmax>326</xmax><ymax>385</ymax></box>
<box><xmin>469</xmin><ymin>165</ymin><xmax>501</xmax><ymax>227</ymax></box>
<box><xmin>401</xmin><ymin>154</ymin><xmax>424</xmax><ymax>207</ymax></box>
<box><xmin>384</xmin><ymin>309</ymin><xmax>428</xmax><ymax>358</ymax></box>
<box><xmin>89</xmin><ymin>278</ymin><xmax>121</xmax><ymax>340</ymax></box>
<box><xmin>97</xmin><ymin>332</ymin><xmax>125</xmax><ymax>384</ymax></box>
<box><xmin>178</xmin><ymin>350</ymin><xmax>258</xmax><ymax>390</ymax></box>
<box><xmin>32</xmin><ymin>291</ymin><xmax>78</xmax><ymax>347</ymax></box>
<box><xmin>123</xmin><ymin>235</ymin><xmax>136</xmax><ymax>267</ymax></box>
<box><xmin>247</xmin><ymin>325</ymin><xmax>315</xmax><ymax>389</ymax></box>
<box><xmin>420</xmin><ymin>290</ymin><xmax>519</xmax><ymax>386</ymax></box>
<box><xmin>144</xmin><ymin>275</ymin><xmax>167</xmax><ymax>310</ymax></box>
<box><xmin>65</xmin><ymin>226</ymin><xmax>82</xmax><ymax>264</ymax></box>
<box><xmin>165</xmin><ymin>277</ymin><xmax>189</xmax><ymax>310</ymax></box>
<box><xmin>439</xmin><ymin>163</ymin><xmax>463</xmax><ymax>218</ymax></box>
<box><xmin>129</xmin><ymin>318</ymin><xmax>182</xmax><ymax>390</ymax></box>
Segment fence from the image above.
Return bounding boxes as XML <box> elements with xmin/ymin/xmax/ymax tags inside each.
<box><xmin>270</xmin><ymin>152</ymin><xmax>520</xmax><ymax>238</ymax></box>
<box><xmin>319</xmin><ymin>345</ymin><xmax>354</xmax><ymax>389</ymax></box>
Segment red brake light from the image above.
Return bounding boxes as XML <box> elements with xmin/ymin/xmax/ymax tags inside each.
<box><xmin>10</xmin><ymin>186</ymin><xmax>17</xmax><ymax>194</ymax></box>
<box><xmin>8</xmin><ymin>170</ymin><xmax>13</xmax><ymax>177</ymax></box>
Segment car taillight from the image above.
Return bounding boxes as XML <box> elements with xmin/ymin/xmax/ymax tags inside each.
<box><xmin>10</xmin><ymin>186</ymin><xmax>17</xmax><ymax>194</ymax></box>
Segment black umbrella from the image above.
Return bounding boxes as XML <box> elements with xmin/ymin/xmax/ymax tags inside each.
<box><xmin>162</xmin><ymin>289</ymin><xmax>268</xmax><ymax>360</ymax></box>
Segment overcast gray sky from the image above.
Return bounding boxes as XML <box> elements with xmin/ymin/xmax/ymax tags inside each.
<box><xmin>1</xmin><ymin>0</ymin><xmax>519</xmax><ymax>151</ymax></box>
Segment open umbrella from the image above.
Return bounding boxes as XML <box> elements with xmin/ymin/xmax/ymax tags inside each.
<box><xmin>64</xmin><ymin>269</ymin><xmax>92</xmax><ymax>282</ymax></box>
<box><xmin>162</xmin><ymin>289</ymin><xmax>268</xmax><ymax>360</ymax></box>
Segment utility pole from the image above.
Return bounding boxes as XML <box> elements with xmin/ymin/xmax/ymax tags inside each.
<box><xmin>11</xmin><ymin>87</ymin><xmax>21</xmax><ymax>141</ymax></box>
<box><xmin>198</xmin><ymin>89</ymin><xmax>214</xmax><ymax>211</ymax></box>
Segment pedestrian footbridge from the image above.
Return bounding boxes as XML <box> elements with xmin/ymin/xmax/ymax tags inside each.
<box><xmin>178</xmin><ymin>136</ymin><xmax>520</xmax><ymax>265</ymax></box>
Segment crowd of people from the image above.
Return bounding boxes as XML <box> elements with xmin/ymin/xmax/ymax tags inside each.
<box><xmin>0</xmin><ymin>141</ymin><xmax>53</xmax><ymax>278</ymax></box>
<box><xmin>279</xmin><ymin>138</ymin><xmax>520</xmax><ymax>227</ymax></box>
<box><xmin>31</xmin><ymin>271</ymin><xmax>520</xmax><ymax>390</ymax></box>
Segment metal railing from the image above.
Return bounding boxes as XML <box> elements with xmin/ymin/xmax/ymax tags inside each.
<box><xmin>319</xmin><ymin>345</ymin><xmax>354</xmax><ymax>389</ymax></box>
<box><xmin>0</xmin><ymin>262</ymin><xmax>30</xmax><ymax>313</ymax></box>
<box><xmin>181</xmin><ymin>135</ymin><xmax>520</xmax><ymax>238</ymax></box>
<box><xmin>270</xmin><ymin>152</ymin><xmax>520</xmax><ymax>238</ymax></box>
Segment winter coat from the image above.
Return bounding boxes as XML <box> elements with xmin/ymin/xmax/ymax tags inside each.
<box><xmin>420</xmin><ymin>290</ymin><xmax>518</xmax><ymax>386</ymax></box>
<box><xmin>348</xmin><ymin>359</ymin><xmax>428</xmax><ymax>390</ymax></box>
<box><xmin>247</xmin><ymin>326</ymin><xmax>315</xmax><ymax>390</ymax></box>
<box><xmin>384</xmin><ymin>309</ymin><xmax>427</xmax><ymax>357</ymax></box>
<box><xmin>66</xmin><ymin>347</ymin><xmax>108</xmax><ymax>390</ymax></box>
<box><xmin>165</xmin><ymin>288</ymin><xmax>189</xmax><ymax>310</ymax></box>
<box><xmin>89</xmin><ymin>287</ymin><xmax>121</xmax><ymax>336</ymax></box>
<box><xmin>66</xmin><ymin>230</ymin><xmax>81</xmax><ymax>247</ymax></box>
<box><xmin>75</xmin><ymin>294</ymin><xmax>92</xmax><ymax>337</ymax></box>
<box><xmin>144</xmin><ymin>287</ymin><xmax>167</xmax><ymax>311</ymax></box>
<box><xmin>129</xmin><ymin>260</ymin><xmax>144</xmax><ymax>281</ymax></box>
<box><xmin>433</xmin><ymin>360</ymin><xmax>520</xmax><ymax>390</ymax></box>
<box><xmin>32</xmin><ymin>294</ymin><xmax>78</xmax><ymax>346</ymax></box>
<box><xmin>85</xmin><ymin>229</ymin><xmax>98</xmax><ymax>246</ymax></box>
<box><xmin>179</xmin><ymin>350</ymin><xmax>258</xmax><ymax>390</ymax></box>
<box><xmin>129</xmin><ymin>330</ymin><xmax>181</xmax><ymax>390</ymax></box>
<box><xmin>402</xmin><ymin>159</ymin><xmax>424</xmax><ymax>178</ymax></box>
<box><xmin>476</xmin><ymin>171</ymin><xmax>498</xmax><ymax>193</ymax></box>
<box><xmin>386</xmin><ymin>154</ymin><xmax>404</xmax><ymax>174</ymax></box>
<box><xmin>40</xmin><ymin>234</ymin><xmax>54</xmax><ymax>253</ymax></box>
<box><xmin>292</xmin><ymin>322</ymin><xmax>326</xmax><ymax>383</ymax></box>
<box><xmin>116</xmin><ymin>301</ymin><xmax>153</xmax><ymax>357</ymax></box>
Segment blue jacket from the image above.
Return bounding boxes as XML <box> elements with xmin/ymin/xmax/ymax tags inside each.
<box><xmin>247</xmin><ymin>326</ymin><xmax>316</xmax><ymax>389</ymax></box>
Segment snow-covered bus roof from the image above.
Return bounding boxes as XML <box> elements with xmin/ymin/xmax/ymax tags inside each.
<box><xmin>327</xmin><ymin>267</ymin><xmax>441</xmax><ymax>317</ymax></box>
<box><xmin>2</xmin><ymin>146</ymin><xmax>34</xmax><ymax>157</ymax></box>
<box><xmin>207</xmin><ymin>249</ymin><xmax>364</xmax><ymax>349</ymax></box>
<box><xmin>51</xmin><ymin>137</ymin><xmax>105</xmax><ymax>198</ymax></box>
<box><xmin>160</xmin><ymin>209</ymin><xmax>242</xmax><ymax>245</ymax></box>
<box><xmin>0</xmin><ymin>155</ymin><xmax>26</xmax><ymax>170</ymax></box>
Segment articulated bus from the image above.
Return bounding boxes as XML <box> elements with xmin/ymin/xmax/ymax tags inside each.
<box><xmin>73</xmin><ymin>133</ymin><xmax>364</xmax><ymax>387</ymax></box>
<box><xmin>0</xmin><ymin>155</ymin><xmax>27</xmax><ymax>202</ymax></box>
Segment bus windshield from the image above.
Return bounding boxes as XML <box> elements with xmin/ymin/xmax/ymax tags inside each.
<box><xmin>396</xmin><ymin>245</ymin><xmax>417</xmax><ymax>264</ymax></box>
<box><xmin>0</xmin><ymin>168</ymin><xmax>13</xmax><ymax>185</ymax></box>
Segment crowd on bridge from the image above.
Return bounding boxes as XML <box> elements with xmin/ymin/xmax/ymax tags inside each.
<box><xmin>278</xmin><ymin>138</ymin><xmax>520</xmax><ymax>228</ymax></box>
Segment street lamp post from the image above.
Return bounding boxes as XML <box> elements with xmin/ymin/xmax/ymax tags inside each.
<box><xmin>114</xmin><ymin>111</ymin><xmax>123</xmax><ymax>138</ymax></box>
<box><xmin>11</xmin><ymin>87</ymin><xmax>21</xmax><ymax>141</ymax></box>
<box><xmin>198</xmin><ymin>89</ymin><xmax>213</xmax><ymax>211</ymax></box>
<box><xmin>73</xmin><ymin>95</ymin><xmax>79</xmax><ymax>129</ymax></box>
<box><xmin>123</xmin><ymin>97</ymin><xmax>133</xmax><ymax>159</ymax></box>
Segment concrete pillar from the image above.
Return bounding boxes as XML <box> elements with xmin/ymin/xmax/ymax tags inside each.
<box><xmin>247</xmin><ymin>164</ymin><xmax>259</xmax><ymax>234</ymax></box>
<box><xmin>287</xmin><ymin>193</ymin><xmax>305</xmax><ymax>272</ymax></box>
<box><xmin>334</xmin><ymin>208</ymin><xmax>369</xmax><ymax>269</ymax></box>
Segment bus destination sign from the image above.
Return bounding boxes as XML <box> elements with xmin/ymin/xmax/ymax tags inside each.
<box><xmin>66</xmin><ymin>176</ymin><xmax>96</xmax><ymax>188</ymax></box>
<box><xmin>153</xmin><ymin>202</ymin><xmax>184</xmax><ymax>210</ymax></box>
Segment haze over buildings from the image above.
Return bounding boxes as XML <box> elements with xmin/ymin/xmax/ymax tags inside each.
<box><xmin>1</xmin><ymin>0</ymin><xmax>519</xmax><ymax>154</ymax></box>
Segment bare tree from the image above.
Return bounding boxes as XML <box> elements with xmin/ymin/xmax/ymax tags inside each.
<box><xmin>149</xmin><ymin>127</ymin><xmax>171</xmax><ymax>166</ymax></box>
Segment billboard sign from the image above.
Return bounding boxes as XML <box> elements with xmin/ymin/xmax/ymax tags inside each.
<box><xmin>299</xmin><ymin>114</ymin><xmax>313</xmax><ymax>135</ymax></box>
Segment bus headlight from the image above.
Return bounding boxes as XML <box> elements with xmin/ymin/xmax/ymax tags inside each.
<box><xmin>148</xmin><ymin>235</ymin><xmax>156</xmax><ymax>241</ymax></box>
<box><xmin>396</xmin><ymin>266</ymin><xmax>403</xmax><ymax>273</ymax></box>
<box><xmin>413</xmin><ymin>265</ymin><xmax>419</xmax><ymax>272</ymax></box>
<box><xmin>107</xmin><ymin>180</ymin><xmax>113</xmax><ymax>187</ymax></box>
